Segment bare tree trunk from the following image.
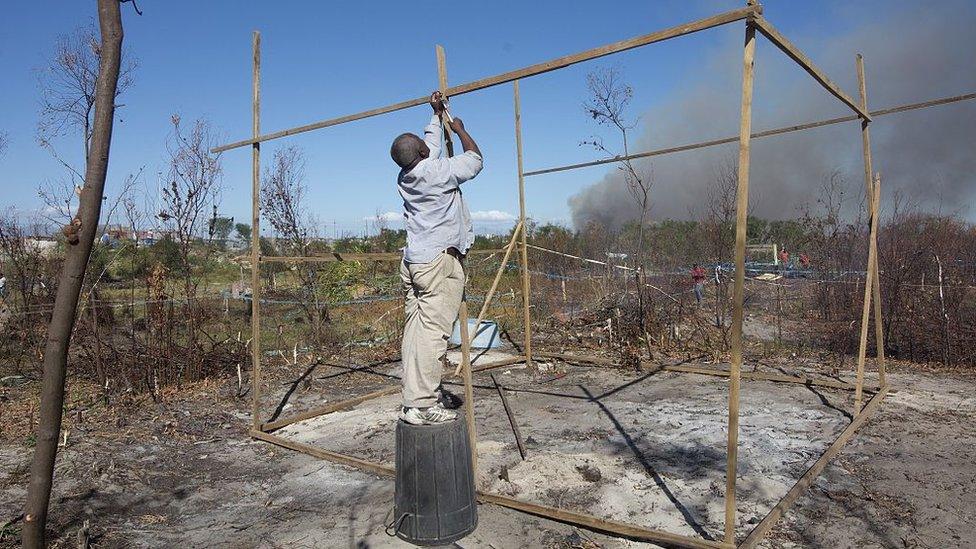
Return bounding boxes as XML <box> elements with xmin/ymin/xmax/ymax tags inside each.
<box><xmin>22</xmin><ymin>1</ymin><xmax>123</xmax><ymax>545</ymax></box>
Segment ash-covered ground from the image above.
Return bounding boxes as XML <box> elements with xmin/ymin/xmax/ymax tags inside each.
<box><xmin>2</xmin><ymin>349</ymin><xmax>974</xmax><ymax>548</ymax></box>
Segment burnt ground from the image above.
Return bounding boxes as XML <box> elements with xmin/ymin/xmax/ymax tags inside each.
<box><xmin>1</xmin><ymin>349</ymin><xmax>974</xmax><ymax>549</ymax></box>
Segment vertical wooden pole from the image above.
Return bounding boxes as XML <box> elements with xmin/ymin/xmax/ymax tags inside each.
<box><xmin>250</xmin><ymin>31</ymin><xmax>263</xmax><ymax>430</ymax></box>
<box><xmin>775</xmin><ymin>281</ymin><xmax>783</xmax><ymax>345</ymax></box>
<box><xmin>436</xmin><ymin>44</ymin><xmax>477</xmax><ymax>472</ymax></box>
<box><xmin>436</xmin><ymin>45</ymin><xmax>455</xmax><ymax>157</ymax></box>
<box><xmin>856</xmin><ymin>54</ymin><xmax>886</xmax><ymax>387</ymax></box>
<box><xmin>854</xmin><ymin>169</ymin><xmax>881</xmax><ymax>414</ymax></box>
<box><xmin>725</xmin><ymin>18</ymin><xmax>756</xmax><ymax>546</ymax></box>
<box><xmin>513</xmin><ymin>79</ymin><xmax>534</xmax><ymax>369</ymax></box>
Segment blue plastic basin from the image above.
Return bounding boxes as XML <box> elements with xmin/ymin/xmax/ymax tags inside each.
<box><xmin>449</xmin><ymin>319</ymin><xmax>500</xmax><ymax>348</ymax></box>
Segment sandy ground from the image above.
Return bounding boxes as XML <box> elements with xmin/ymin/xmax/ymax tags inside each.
<box><xmin>2</xmin><ymin>350</ymin><xmax>975</xmax><ymax>548</ymax></box>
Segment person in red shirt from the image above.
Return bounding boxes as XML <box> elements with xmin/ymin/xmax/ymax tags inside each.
<box><xmin>799</xmin><ymin>252</ymin><xmax>810</xmax><ymax>269</ymax></box>
<box><xmin>691</xmin><ymin>264</ymin><xmax>707</xmax><ymax>304</ymax></box>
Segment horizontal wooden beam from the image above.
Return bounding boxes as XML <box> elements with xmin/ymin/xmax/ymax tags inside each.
<box><xmin>258</xmin><ymin>248</ymin><xmax>505</xmax><ymax>264</ymax></box>
<box><xmin>534</xmin><ymin>354</ymin><xmax>883</xmax><ymax>393</ymax></box>
<box><xmin>478</xmin><ymin>492</ymin><xmax>732</xmax><ymax>549</ymax></box>
<box><xmin>250</xmin><ymin>429</ymin><xmax>396</xmax><ymax>477</ymax></box>
<box><xmin>212</xmin><ymin>6</ymin><xmax>760</xmax><ymax>153</ymax></box>
<box><xmin>523</xmin><ymin>91</ymin><xmax>976</xmax><ymax>177</ymax></box>
<box><xmin>752</xmin><ymin>16</ymin><xmax>870</xmax><ymax>121</ymax></box>
<box><xmin>260</xmin><ymin>385</ymin><xmax>400</xmax><ymax>432</ymax></box>
<box><xmin>535</xmin><ymin>351</ymin><xmax>618</xmax><ymax>367</ymax></box>
<box><xmin>739</xmin><ymin>387</ymin><xmax>888</xmax><ymax>548</ymax></box>
<box><xmin>663</xmin><ymin>364</ymin><xmax>881</xmax><ymax>393</ymax></box>
<box><xmin>472</xmin><ymin>356</ymin><xmax>528</xmax><ymax>373</ymax></box>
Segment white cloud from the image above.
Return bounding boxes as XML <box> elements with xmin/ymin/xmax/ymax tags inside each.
<box><xmin>363</xmin><ymin>211</ymin><xmax>402</xmax><ymax>223</ymax></box>
<box><xmin>470</xmin><ymin>210</ymin><xmax>516</xmax><ymax>222</ymax></box>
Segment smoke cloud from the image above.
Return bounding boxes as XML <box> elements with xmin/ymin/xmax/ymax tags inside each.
<box><xmin>569</xmin><ymin>3</ymin><xmax>976</xmax><ymax>229</ymax></box>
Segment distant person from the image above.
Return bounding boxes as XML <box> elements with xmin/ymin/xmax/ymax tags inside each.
<box><xmin>778</xmin><ymin>249</ymin><xmax>789</xmax><ymax>266</ymax></box>
<box><xmin>691</xmin><ymin>264</ymin><xmax>707</xmax><ymax>304</ymax></box>
<box><xmin>799</xmin><ymin>252</ymin><xmax>810</xmax><ymax>269</ymax></box>
<box><xmin>391</xmin><ymin>91</ymin><xmax>483</xmax><ymax>425</ymax></box>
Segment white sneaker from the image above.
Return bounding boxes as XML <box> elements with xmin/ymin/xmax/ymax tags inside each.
<box><xmin>399</xmin><ymin>403</ymin><xmax>458</xmax><ymax>425</ymax></box>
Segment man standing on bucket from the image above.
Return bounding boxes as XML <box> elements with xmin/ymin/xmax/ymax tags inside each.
<box><xmin>390</xmin><ymin>91</ymin><xmax>483</xmax><ymax>425</ymax></box>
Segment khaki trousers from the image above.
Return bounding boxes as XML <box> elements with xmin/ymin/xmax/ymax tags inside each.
<box><xmin>400</xmin><ymin>251</ymin><xmax>465</xmax><ymax>408</ymax></box>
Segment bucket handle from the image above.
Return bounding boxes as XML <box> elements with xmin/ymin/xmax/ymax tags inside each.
<box><xmin>384</xmin><ymin>511</ymin><xmax>409</xmax><ymax>537</ymax></box>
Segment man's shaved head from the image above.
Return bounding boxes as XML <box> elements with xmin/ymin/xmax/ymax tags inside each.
<box><xmin>391</xmin><ymin>133</ymin><xmax>429</xmax><ymax>170</ymax></box>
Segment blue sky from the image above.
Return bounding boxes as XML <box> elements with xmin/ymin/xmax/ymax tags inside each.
<box><xmin>1</xmin><ymin>1</ymin><xmax>973</xmax><ymax>236</ymax></box>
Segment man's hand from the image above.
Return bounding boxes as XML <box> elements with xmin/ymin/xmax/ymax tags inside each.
<box><xmin>429</xmin><ymin>91</ymin><xmax>446</xmax><ymax>115</ymax></box>
<box><xmin>448</xmin><ymin>117</ymin><xmax>481</xmax><ymax>158</ymax></box>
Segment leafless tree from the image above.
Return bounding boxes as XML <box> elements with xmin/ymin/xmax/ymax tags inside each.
<box><xmin>0</xmin><ymin>213</ymin><xmax>58</xmax><ymax>374</ymax></box>
<box><xmin>261</xmin><ymin>146</ymin><xmax>331</xmax><ymax>340</ymax></box>
<box><xmin>35</xmin><ymin>23</ymin><xmax>136</xmax><ymax>229</ymax></box>
<box><xmin>262</xmin><ymin>146</ymin><xmax>312</xmax><ymax>254</ymax></box>
<box><xmin>697</xmin><ymin>157</ymin><xmax>740</xmax><ymax>332</ymax></box>
<box><xmin>799</xmin><ymin>171</ymin><xmax>863</xmax><ymax>321</ymax></box>
<box><xmin>158</xmin><ymin>115</ymin><xmax>222</xmax><ymax>298</ymax></box>
<box><xmin>0</xmin><ymin>131</ymin><xmax>8</xmax><ymax>157</ymax></box>
<box><xmin>23</xmin><ymin>1</ymin><xmax>126</xmax><ymax>544</ymax></box>
<box><xmin>37</xmin><ymin>23</ymin><xmax>136</xmax><ymax>164</ymax></box>
<box><xmin>149</xmin><ymin>115</ymin><xmax>224</xmax><ymax>385</ymax></box>
<box><xmin>704</xmin><ymin>157</ymin><xmax>738</xmax><ymax>260</ymax></box>
<box><xmin>582</xmin><ymin>67</ymin><xmax>653</xmax><ymax>357</ymax></box>
<box><xmin>582</xmin><ymin>67</ymin><xmax>653</xmax><ymax>267</ymax></box>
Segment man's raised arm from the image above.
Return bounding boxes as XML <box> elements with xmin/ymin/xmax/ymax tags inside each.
<box><xmin>447</xmin><ymin>117</ymin><xmax>482</xmax><ymax>184</ymax></box>
<box><xmin>449</xmin><ymin>118</ymin><xmax>480</xmax><ymax>158</ymax></box>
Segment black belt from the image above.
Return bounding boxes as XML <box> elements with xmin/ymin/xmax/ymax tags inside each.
<box><xmin>445</xmin><ymin>247</ymin><xmax>465</xmax><ymax>263</ymax></box>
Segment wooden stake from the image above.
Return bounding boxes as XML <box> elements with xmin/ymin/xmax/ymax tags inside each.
<box><xmin>250</xmin><ymin>31</ymin><xmax>263</xmax><ymax>429</ymax></box>
<box><xmin>436</xmin><ymin>45</ymin><xmax>455</xmax><ymax>157</ymax></box>
<box><xmin>491</xmin><ymin>374</ymin><xmax>527</xmax><ymax>460</ymax></box>
<box><xmin>854</xmin><ymin>174</ymin><xmax>881</xmax><ymax>416</ymax></box>
<box><xmin>872</xmin><ymin>176</ymin><xmax>885</xmax><ymax>385</ymax></box>
<box><xmin>458</xmin><ymin>300</ymin><xmax>477</xmax><ymax>473</ymax></box>
<box><xmin>437</xmin><ymin>44</ymin><xmax>477</xmax><ymax>473</ymax></box>
<box><xmin>856</xmin><ymin>54</ymin><xmax>887</xmax><ymax>387</ymax></box>
<box><xmin>725</xmin><ymin>19</ymin><xmax>756</xmax><ymax>545</ymax></box>
<box><xmin>514</xmin><ymin>80</ymin><xmax>534</xmax><ymax>369</ymax></box>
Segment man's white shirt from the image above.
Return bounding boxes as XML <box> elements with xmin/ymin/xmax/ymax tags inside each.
<box><xmin>398</xmin><ymin>115</ymin><xmax>483</xmax><ymax>264</ymax></box>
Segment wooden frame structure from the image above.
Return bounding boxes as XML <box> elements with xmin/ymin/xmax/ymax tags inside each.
<box><xmin>213</xmin><ymin>3</ymin><xmax>895</xmax><ymax>547</ymax></box>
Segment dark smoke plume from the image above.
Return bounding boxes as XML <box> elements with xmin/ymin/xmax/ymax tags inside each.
<box><xmin>570</xmin><ymin>3</ymin><xmax>976</xmax><ymax>230</ymax></box>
